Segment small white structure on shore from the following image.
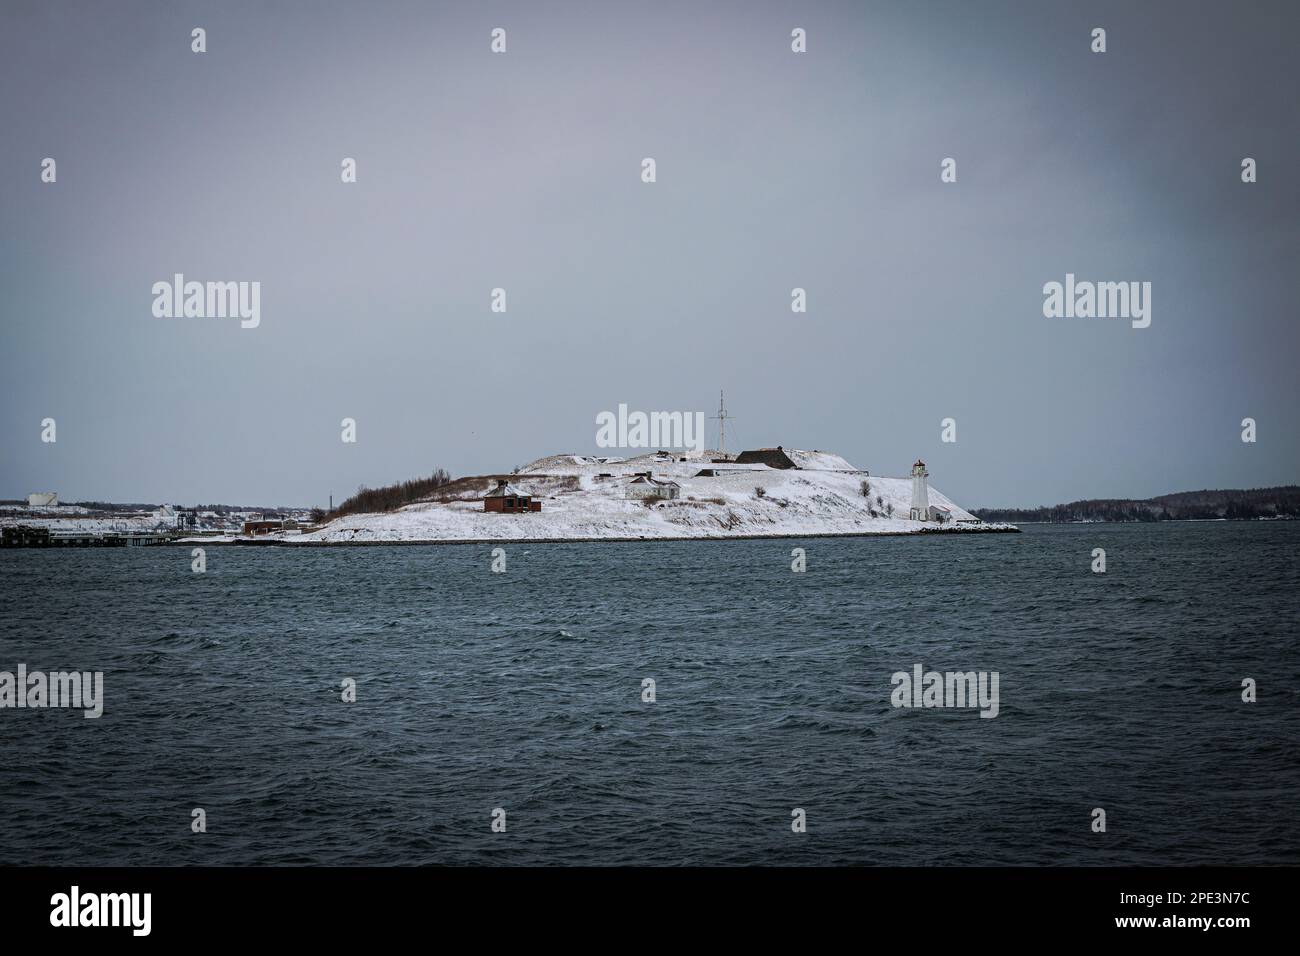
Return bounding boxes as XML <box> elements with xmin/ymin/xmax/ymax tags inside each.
<box><xmin>627</xmin><ymin>473</ymin><xmax>681</xmax><ymax>500</ymax></box>
<box><xmin>27</xmin><ymin>492</ymin><xmax>58</xmax><ymax>507</ymax></box>
<box><xmin>909</xmin><ymin>460</ymin><xmax>929</xmax><ymax>521</ymax></box>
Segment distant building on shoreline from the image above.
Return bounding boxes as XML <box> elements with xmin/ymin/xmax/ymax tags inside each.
<box><xmin>243</xmin><ymin>517</ymin><xmax>300</xmax><ymax>536</ymax></box>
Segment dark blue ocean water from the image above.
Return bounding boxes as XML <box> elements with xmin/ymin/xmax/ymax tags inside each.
<box><xmin>1</xmin><ymin>523</ymin><xmax>1296</xmax><ymax>865</ymax></box>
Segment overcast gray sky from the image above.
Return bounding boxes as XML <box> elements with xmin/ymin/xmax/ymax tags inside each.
<box><xmin>2</xmin><ymin>0</ymin><xmax>1296</xmax><ymax>508</ymax></box>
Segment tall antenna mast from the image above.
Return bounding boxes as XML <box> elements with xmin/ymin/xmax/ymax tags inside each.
<box><xmin>710</xmin><ymin>389</ymin><xmax>734</xmax><ymax>458</ymax></box>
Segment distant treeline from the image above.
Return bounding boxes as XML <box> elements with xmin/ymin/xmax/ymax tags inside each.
<box><xmin>972</xmin><ymin>486</ymin><xmax>1300</xmax><ymax>524</ymax></box>
<box><xmin>325</xmin><ymin>469</ymin><xmax>453</xmax><ymax>521</ymax></box>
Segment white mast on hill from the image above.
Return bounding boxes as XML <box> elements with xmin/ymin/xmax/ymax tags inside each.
<box><xmin>710</xmin><ymin>390</ymin><xmax>734</xmax><ymax>459</ymax></box>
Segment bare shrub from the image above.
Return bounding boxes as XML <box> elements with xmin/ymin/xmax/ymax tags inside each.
<box><xmin>329</xmin><ymin>469</ymin><xmax>452</xmax><ymax>519</ymax></box>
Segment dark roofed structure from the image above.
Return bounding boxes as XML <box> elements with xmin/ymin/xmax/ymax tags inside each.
<box><xmin>733</xmin><ymin>445</ymin><xmax>798</xmax><ymax>469</ymax></box>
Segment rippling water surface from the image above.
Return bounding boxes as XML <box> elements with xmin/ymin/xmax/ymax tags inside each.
<box><xmin>1</xmin><ymin>523</ymin><xmax>1296</xmax><ymax>865</ymax></box>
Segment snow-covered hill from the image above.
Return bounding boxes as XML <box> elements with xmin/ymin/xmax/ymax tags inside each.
<box><xmin>278</xmin><ymin>450</ymin><xmax>1014</xmax><ymax>544</ymax></box>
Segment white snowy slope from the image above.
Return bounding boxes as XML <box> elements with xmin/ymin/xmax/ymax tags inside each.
<box><xmin>279</xmin><ymin>450</ymin><xmax>1014</xmax><ymax>544</ymax></box>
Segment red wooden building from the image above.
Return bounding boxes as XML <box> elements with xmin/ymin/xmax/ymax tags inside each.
<box><xmin>483</xmin><ymin>480</ymin><xmax>541</xmax><ymax>513</ymax></box>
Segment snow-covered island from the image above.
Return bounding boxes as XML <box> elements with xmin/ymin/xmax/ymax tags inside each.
<box><xmin>240</xmin><ymin>448</ymin><xmax>1016</xmax><ymax>545</ymax></box>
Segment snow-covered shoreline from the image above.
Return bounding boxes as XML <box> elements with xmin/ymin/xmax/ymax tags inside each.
<box><xmin>182</xmin><ymin>449</ymin><xmax>1016</xmax><ymax>545</ymax></box>
<box><xmin>180</xmin><ymin>524</ymin><xmax>1019</xmax><ymax>546</ymax></box>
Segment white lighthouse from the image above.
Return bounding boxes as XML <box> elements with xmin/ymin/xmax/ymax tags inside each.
<box><xmin>909</xmin><ymin>459</ymin><xmax>929</xmax><ymax>521</ymax></box>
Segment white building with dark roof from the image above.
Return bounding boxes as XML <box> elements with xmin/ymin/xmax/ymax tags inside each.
<box><xmin>626</xmin><ymin>473</ymin><xmax>681</xmax><ymax>500</ymax></box>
